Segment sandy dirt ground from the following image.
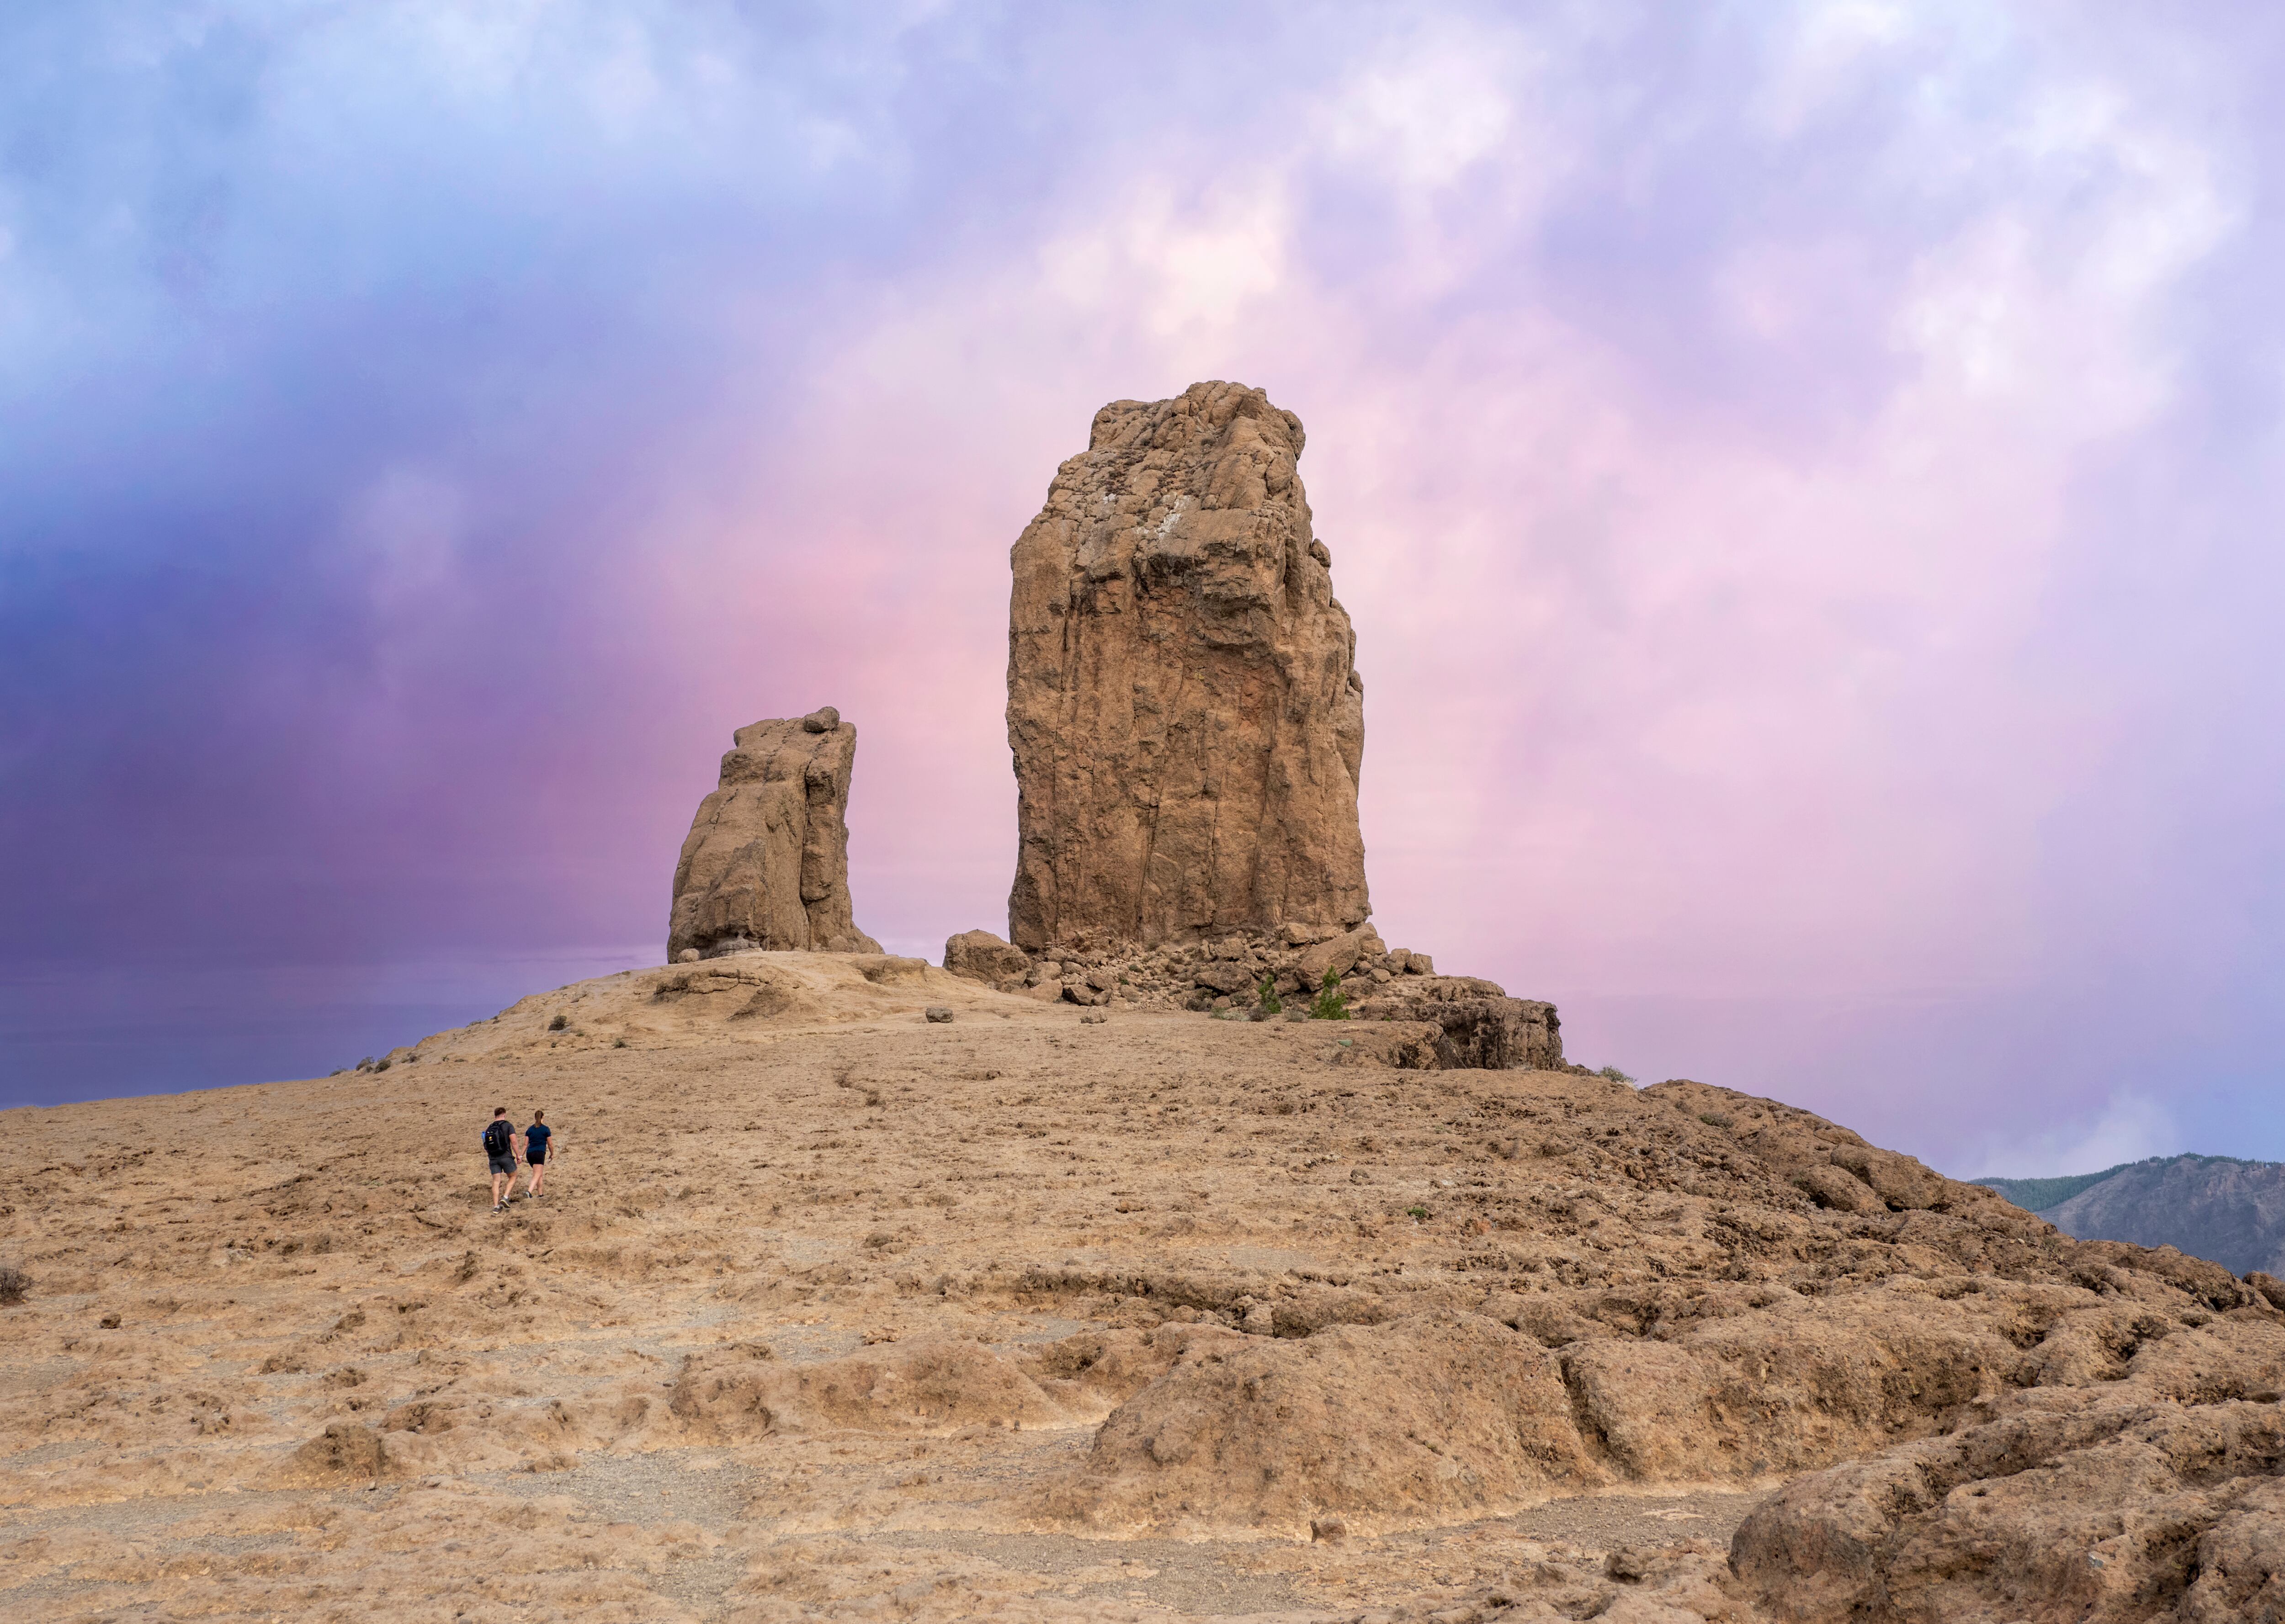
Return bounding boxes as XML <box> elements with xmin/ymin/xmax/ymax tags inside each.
<box><xmin>3</xmin><ymin>952</ymin><xmax>2269</xmax><ymax>1621</ymax></box>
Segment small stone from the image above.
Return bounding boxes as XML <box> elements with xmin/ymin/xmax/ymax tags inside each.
<box><xmin>924</xmin><ymin>1006</ymin><xmax>954</xmax><ymax>1024</ymax></box>
<box><xmin>676</xmin><ymin>948</ymin><xmax>700</xmax><ymax>963</ymax></box>
<box><xmin>1311</xmin><ymin>1517</ymin><xmax>1346</xmax><ymax>1543</ymax></box>
<box><xmin>1079</xmin><ymin>1011</ymin><xmax>1108</xmax><ymax>1024</ymax></box>
<box><xmin>800</xmin><ymin>706</ymin><xmax>841</xmax><ymax>733</ymax></box>
<box><xmin>1605</xmin><ymin>1548</ymin><xmax>1647</xmax><ymax>1583</ymax></box>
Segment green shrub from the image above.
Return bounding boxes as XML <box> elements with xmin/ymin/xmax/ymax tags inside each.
<box><xmin>1310</xmin><ymin>967</ymin><xmax>1349</xmax><ymax>1021</ymax></box>
<box><xmin>1258</xmin><ymin>977</ymin><xmax>1282</xmax><ymax>1015</ymax></box>
<box><xmin>1598</xmin><ymin>1065</ymin><xmax>1636</xmax><ymax>1084</ymax></box>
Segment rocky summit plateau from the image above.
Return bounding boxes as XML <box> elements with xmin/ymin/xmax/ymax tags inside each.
<box><xmin>3</xmin><ymin>385</ymin><xmax>2282</xmax><ymax>1624</ymax></box>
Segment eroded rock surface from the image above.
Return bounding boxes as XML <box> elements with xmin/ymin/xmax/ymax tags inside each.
<box><xmin>942</xmin><ymin>928</ymin><xmax>1031</xmax><ymax>991</ymax></box>
<box><xmin>1733</xmin><ymin>1319</ymin><xmax>2285</xmax><ymax>1622</ymax></box>
<box><xmin>1006</xmin><ymin>381</ymin><xmax>1369</xmax><ymax>950</ymax></box>
<box><xmin>11</xmin><ymin>980</ymin><xmax>2285</xmax><ymax>1619</ymax></box>
<box><xmin>667</xmin><ymin>707</ymin><xmax>882</xmax><ymax>958</ymax></box>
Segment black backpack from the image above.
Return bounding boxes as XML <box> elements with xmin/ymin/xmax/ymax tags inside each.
<box><xmin>483</xmin><ymin>1119</ymin><xmax>512</xmax><ymax>1156</ymax></box>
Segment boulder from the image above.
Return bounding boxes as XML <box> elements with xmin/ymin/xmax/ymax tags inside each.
<box><xmin>666</xmin><ymin>711</ymin><xmax>882</xmax><ymax>959</ymax></box>
<box><xmin>1354</xmin><ymin>978</ymin><xmax>1564</xmax><ymax>1071</ymax></box>
<box><xmin>1005</xmin><ymin>382</ymin><xmax>1371</xmax><ymax>949</ymax></box>
<box><xmin>1295</xmin><ymin>923</ymin><xmax>1383</xmax><ymax>989</ymax></box>
<box><xmin>943</xmin><ymin>929</ymin><xmax>1030</xmax><ymax>990</ymax></box>
<box><xmin>1190</xmin><ymin>960</ymin><xmax>1257</xmax><ymax>996</ymax></box>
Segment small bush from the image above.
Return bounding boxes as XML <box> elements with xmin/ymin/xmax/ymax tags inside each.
<box><xmin>547</xmin><ymin>1013</ymin><xmax>569</xmax><ymax>1031</ymax></box>
<box><xmin>1699</xmin><ymin>1111</ymin><xmax>1733</xmax><ymax>1129</ymax></box>
<box><xmin>1258</xmin><ymin>977</ymin><xmax>1282</xmax><ymax>1015</ymax></box>
<box><xmin>612</xmin><ymin>1035</ymin><xmax>628</xmax><ymax>1048</ymax></box>
<box><xmin>0</xmin><ymin>1264</ymin><xmax>28</xmax><ymax>1306</ymax></box>
<box><xmin>1309</xmin><ymin>967</ymin><xmax>1350</xmax><ymax>1021</ymax></box>
<box><xmin>1406</xmin><ymin>1205</ymin><xmax>1429</xmax><ymax>1220</ymax></box>
<box><xmin>372</xmin><ymin>1058</ymin><xmax>391</xmax><ymax>1073</ymax></box>
<box><xmin>1598</xmin><ymin>1065</ymin><xmax>1636</xmax><ymax>1084</ymax></box>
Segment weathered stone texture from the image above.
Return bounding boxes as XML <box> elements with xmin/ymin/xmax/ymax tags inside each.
<box><xmin>1353</xmin><ymin>977</ymin><xmax>1565</xmax><ymax>1071</ymax></box>
<box><xmin>667</xmin><ymin>708</ymin><xmax>882</xmax><ymax>960</ymax></box>
<box><xmin>1006</xmin><ymin>381</ymin><xmax>1369</xmax><ymax>950</ymax></box>
<box><xmin>942</xmin><ymin>929</ymin><xmax>1031</xmax><ymax>991</ymax></box>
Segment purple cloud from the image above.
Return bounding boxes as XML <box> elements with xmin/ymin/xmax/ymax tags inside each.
<box><xmin>5</xmin><ymin>3</ymin><xmax>2283</xmax><ymax>1176</ymax></box>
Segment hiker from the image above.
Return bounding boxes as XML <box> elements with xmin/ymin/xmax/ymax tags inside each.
<box><xmin>482</xmin><ymin>1106</ymin><xmax>517</xmax><ymax>1213</ymax></box>
<box><xmin>521</xmin><ymin>1109</ymin><xmax>553</xmax><ymax>1200</ymax></box>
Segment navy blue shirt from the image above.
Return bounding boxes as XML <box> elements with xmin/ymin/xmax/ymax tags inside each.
<box><xmin>525</xmin><ymin>1122</ymin><xmax>552</xmax><ymax>1160</ymax></box>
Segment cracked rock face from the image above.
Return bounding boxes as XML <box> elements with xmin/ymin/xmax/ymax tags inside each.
<box><xmin>666</xmin><ymin>709</ymin><xmax>882</xmax><ymax>959</ymax></box>
<box><xmin>1005</xmin><ymin>381</ymin><xmax>1369</xmax><ymax>950</ymax></box>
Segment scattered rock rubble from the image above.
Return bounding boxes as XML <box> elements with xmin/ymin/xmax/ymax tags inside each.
<box><xmin>940</xmin><ymin>923</ymin><xmax>1562</xmax><ymax>1071</ymax></box>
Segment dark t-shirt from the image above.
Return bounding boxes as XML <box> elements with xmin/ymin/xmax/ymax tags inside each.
<box><xmin>525</xmin><ymin>1123</ymin><xmax>552</xmax><ymax>1161</ymax></box>
<box><xmin>482</xmin><ymin>1118</ymin><xmax>513</xmax><ymax>1157</ymax></box>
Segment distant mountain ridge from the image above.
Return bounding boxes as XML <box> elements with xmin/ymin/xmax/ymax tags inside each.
<box><xmin>1972</xmin><ymin>1153</ymin><xmax>2285</xmax><ymax>1277</ymax></box>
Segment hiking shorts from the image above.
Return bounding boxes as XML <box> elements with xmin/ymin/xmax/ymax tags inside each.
<box><xmin>526</xmin><ymin>1146</ymin><xmax>546</xmax><ymax>1165</ymax></box>
<box><xmin>488</xmin><ymin>1154</ymin><xmax>515</xmax><ymax>1177</ymax></box>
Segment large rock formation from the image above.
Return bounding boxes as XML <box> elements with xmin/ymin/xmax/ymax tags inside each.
<box><xmin>1005</xmin><ymin>381</ymin><xmax>1369</xmax><ymax>950</ymax></box>
<box><xmin>666</xmin><ymin>706</ymin><xmax>881</xmax><ymax>960</ymax></box>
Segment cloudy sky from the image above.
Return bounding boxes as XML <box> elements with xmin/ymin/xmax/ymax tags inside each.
<box><xmin>5</xmin><ymin>1</ymin><xmax>2281</xmax><ymax>1177</ymax></box>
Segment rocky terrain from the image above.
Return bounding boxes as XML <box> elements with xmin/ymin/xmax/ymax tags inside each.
<box><xmin>941</xmin><ymin>922</ymin><xmax>1563</xmax><ymax>1076</ymax></box>
<box><xmin>8</xmin><ymin>383</ymin><xmax>2280</xmax><ymax>1620</ymax></box>
<box><xmin>668</xmin><ymin>706</ymin><xmax>881</xmax><ymax>960</ymax></box>
<box><xmin>1979</xmin><ymin>1155</ymin><xmax>2285</xmax><ymax>1279</ymax></box>
<box><xmin>5</xmin><ymin>960</ymin><xmax>2284</xmax><ymax>1621</ymax></box>
<box><xmin>1006</xmin><ymin>382</ymin><xmax>1370</xmax><ymax>950</ymax></box>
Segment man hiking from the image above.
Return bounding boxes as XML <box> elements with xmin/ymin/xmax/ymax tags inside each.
<box><xmin>521</xmin><ymin>1109</ymin><xmax>554</xmax><ymax>1200</ymax></box>
<box><xmin>483</xmin><ymin>1106</ymin><xmax>518</xmax><ymax>1213</ymax></box>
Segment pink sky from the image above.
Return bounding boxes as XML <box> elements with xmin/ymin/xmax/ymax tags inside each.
<box><xmin>5</xmin><ymin>4</ymin><xmax>2282</xmax><ymax>1175</ymax></box>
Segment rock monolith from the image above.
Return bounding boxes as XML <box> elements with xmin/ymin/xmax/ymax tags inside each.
<box><xmin>1006</xmin><ymin>382</ymin><xmax>1368</xmax><ymax>949</ymax></box>
<box><xmin>667</xmin><ymin>706</ymin><xmax>882</xmax><ymax>960</ymax></box>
